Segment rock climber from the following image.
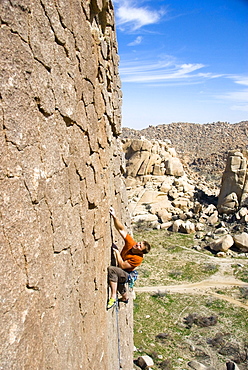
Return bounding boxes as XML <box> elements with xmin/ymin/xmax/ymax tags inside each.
<box><xmin>107</xmin><ymin>207</ymin><xmax>151</xmax><ymax>309</ymax></box>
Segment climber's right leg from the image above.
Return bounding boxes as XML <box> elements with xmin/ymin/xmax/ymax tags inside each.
<box><xmin>107</xmin><ymin>266</ymin><xmax>128</xmax><ymax>309</ymax></box>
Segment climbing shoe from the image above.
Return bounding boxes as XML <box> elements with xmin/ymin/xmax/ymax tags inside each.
<box><xmin>119</xmin><ymin>298</ymin><xmax>129</xmax><ymax>304</ymax></box>
<box><xmin>107</xmin><ymin>298</ymin><xmax>116</xmax><ymax>310</ymax></box>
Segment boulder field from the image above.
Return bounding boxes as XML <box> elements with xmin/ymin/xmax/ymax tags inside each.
<box><xmin>122</xmin><ymin>137</ymin><xmax>248</xmax><ymax>256</ymax></box>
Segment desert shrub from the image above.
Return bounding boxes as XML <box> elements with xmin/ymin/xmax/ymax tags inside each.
<box><xmin>168</xmin><ymin>270</ymin><xmax>182</xmax><ymax>279</ymax></box>
<box><xmin>151</xmin><ymin>291</ymin><xmax>168</xmax><ymax>298</ymax></box>
<box><xmin>239</xmin><ymin>286</ymin><xmax>248</xmax><ymax>299</ymax></box>
<box><xmin>184</xmin><ymin>313</ymin><xmax>218</xmax><ymax>328</ymax></box>
<box><xmin>194</xmin><ymin>348</ymin><xmax>210</xmax><ymax>360</ymax></box>
<box><xmin>155</xmin><ymin>333</ymin><xmax>170</xmax><ymax>343</ymax></box>
<box><xmin>206</xmin><ymin>332</ymin><xmax>230</xmax><ymax>347</ymax></box>
<box><xmin>218</xmin><ymin>342</ymin><xmax>247</xmax><ymax>364</ymax></box>
<box><xmin>232</xmin><ymin>264</ymin><xmax>248</xmax><ymax>283</ymax></box>
<box><xmin>158</xmin><ymin>359</ymin><xmax>173</xmax><ymax>370</ymax></box>
<box><xmin>202</xmin><ymin>263</ymin><xmax>218</xmax><ymax>273</ymax></box>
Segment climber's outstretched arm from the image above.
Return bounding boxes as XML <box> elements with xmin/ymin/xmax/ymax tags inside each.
<box><xmin>109</xmin><ymin>207</ymin><xmax>127</xmax><ymax>240</ymax></box>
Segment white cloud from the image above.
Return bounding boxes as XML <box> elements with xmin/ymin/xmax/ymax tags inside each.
<box><xmin>226</xmin><ymin>75</ymin><xmax>248</xmax><ymax>86</ymax></box>
<box><xmin>198</xmin><ymin>72</ymin><xmax>223</xmax><ymax>79</ymax></box>
<box><xmin>217</xmin><ymin>89</ymin><xmax>248</xmax><ymax>102</ymax></box>
<box><xmin>174</xmin><ymin>63</ymin><xmax>205</xmax><ymax>76</ymax></box>
<box><xmin>115</xmin><ymin>1</ymin><xmax>165</xmax><ymax>31</ymax></box>
<box><xmin>233</xmin><ymin>77</ymin><xmax>248</xmax><ymax>86</ymax></box>
<box><xmin>119</xmin><ymin>58</ymin><xmax>219</xmax><ymax>84</ymax></box>
<box><xmin>215</xmin><ymin>89</ymin><xmax>248</xmax><ymax>112</ymax></box>
<box><xmin>128</xmin><ymin>36</ymin><xmax>143</xmax><ymax>46</ymax></box>
<box><xmin>231</xmin><ymin>105</ymin><xmax>248</xmax><ymax>112</ymax></box>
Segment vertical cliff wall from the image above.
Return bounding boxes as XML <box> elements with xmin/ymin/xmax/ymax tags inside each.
<box><xmin>0</xmin><ymin>1</ymin><xmax>133</xmax><ymax>369</ymax></box>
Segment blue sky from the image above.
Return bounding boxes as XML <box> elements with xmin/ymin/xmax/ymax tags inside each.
<box><xmin>113</xmin><ymin>0</ymin><xmax>248</xmax><ymax>130</ymax></box>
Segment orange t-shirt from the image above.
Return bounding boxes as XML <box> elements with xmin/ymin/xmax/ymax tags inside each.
<box><xmin>121</xmin><ymin>234</ymin><xmax>143</xmax><ymax>272</ymax></box>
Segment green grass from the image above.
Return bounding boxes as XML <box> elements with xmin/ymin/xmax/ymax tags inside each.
<box><xmin>135</xmin><ymin>229</ymin><xmax>194</xmax><ymax>250</ymax></box>
<box><xmin>133</xmin><ymin>229</ymin><xmax>248</xmax><ymax>370</ymax></box>
<box><xmin>134</xmin><ymin>292</ymin><xmax>248</xmax><ymax>370</ymax></box>
<box><xmin>134</xmin><ymin>230</ymin><xmax>219</xmax><ymax>287</ymax></box>
<box><xmin>232</xmin><ymin>263</ymin><xmax>248</xmax><ymax>283</ymax></box>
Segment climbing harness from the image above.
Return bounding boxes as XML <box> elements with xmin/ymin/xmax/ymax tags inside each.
<box><xmin>127</xmin><ymin>270</ymin><xmax>138</xmax><ymax>289</ymax></box>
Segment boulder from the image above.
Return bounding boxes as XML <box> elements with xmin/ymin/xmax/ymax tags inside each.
<box><xmin>226</xmin><ymin>361</ymin><xmax>240</xmax><ymax>370</ymax></box>
<box><xmin>238</xmin><ymin>207</ymin><xmax>247</xmax><ymax>217</ymax></box>
<box><xmin>179</xmin><ymin>213</ymin><xmax>188</xmax><ymax>221</ymax></box>
<box><xmin>204</xmin><ymin>204</ymin><xmax>217</xmax><ymax>215</ymax></box>
<box><xmin>134</xmin><ymin>357</ymin><xmax>147</xmax><ymax>369</ymax></box>
<box><xmin>134</xmin><ymin>355</ymin><xmax>154</xmax><ymax>369</ymax></box>
<box><xmin>193</xmin><ymin>202</ymin><xmax>203</xmax><ymax>214</ymax></box>
<box><xmin>167</xmin><ymin>147</ymin><xmax>177</xmax><ymax>157</ymax></box>
<box><xmin>160</xmin><ymin>179</ymin><xmax>173</xmax><ymax>193</ymax></box>
<box><xmin>188</xmin><ymin>361</ymin><xmax>216</xmax><ymax>370</ymax></box>
<box><xmin>165</xmin><ymin>157</ymin><xmax>184</xmax><ymax>177</ymax></box>
<box><xmin>217</xmin><ymin>192</ymin><xmax>239</xmax><ymax>214</ymax></box>
<box><xmin>149</xmin><ymin>201</ymin><xmax>172</xmax><ymax>215</ymax></box>
<box><xmin>207</xmin><ymin>211</ymin><xmax>219</xmax><ymax>225</ymax></box>
<box><xmin>214</xmin><ymin>227</ymin><xmax>229</xmax><ymax>235</ymax></box>
<box><xmin>139</xmin><ymin>190</ymin><xmax>169</xmax><ymax>205</ymax></box>
<box><xmin>188</xmin><ymin>360</ymin><xmax>215</xmax><ymax>370</ymax></box>
<box><xmin>216</xmin><ymin>252</ymin><xmax>227</xmax><ymax>257</ymax></box>
<box><xmin>198</xmin><ymin>214</ymin><xmax>208</xmax><ymax>223</ymax></box>
<box><xmin>168</xmin><ymin>188</ymin><xmax>178</xmax><ymax>199</ymax></box>
<box><xmin>132</xmin><ymin>205</ymin><xmax>150</xmax><ymax>217</ymax></box>
<box><xmin>172</xmin><ymin>219</ymin><xmax>184</xmax><ymax>232</ymax></box>
<box><xmin>160</xmin><ymin>221</ymin><xmax>173</xmax><ymax>230</ymax></box>
<box><xmin>121</xmin><ymin>138</ymin><xmax>202</xmax><ymax>229</ymax></box>
<box><xmin>182</xmin><ymin>181</ymin><xmax>195</xmax><ymax>193</ymax></box>
<box><xmin>218</xmin><ymin>150</ymin><xmax>248</xmax><ymax>212</ymax></box>
<box><xmin>124</xmin><ymin>138</ymin><xmax>185</xmax><ymax>178</ymax></box>
<box><xmin>185</xmin><ymin>210</ymin><xmax>194</xmax><ymax>219</ymax></box>
<box><xmin>235</xmin><ymin>207</ymin><xmax>248</xmax><ymax>221</ymax></box>
<box><xmin>156</xmin><ymin>209</ymin><xmax>172</xmax><ymax>223</ymax></box>
<box><xmin>210</xmin><ymin>234</ymin><xmax>234</xmax><ymax>252</ymax></box>
<box><xmin>126</xmin><ymin>151</ymin><xmax>150</xmax><ymax>177</ymax></box>
<box><xmin>141</xmin><ymin>355</ymin><xmax>154</xmax><ymax>367</ymax></box>
<box><xmin>172</xmin><ymin>198</ymin><xmax>189</xmax><ymax>211</ymax></box>
<box><xmin>195</xmin><ymin>223</ymin><xmax>205</xmax><ymax>231</ymax></box>
<box><xmin>180</xmin><ymin>220</ymin><xmax>195</xmax><ymax>234</ymax></box>
<box><xmin>153</xmin><ymin>163</ymin><xmax>163</xmax><ymax>176</ymax></box>
<box><xmin>233</xmin><ymin>232</ymin><xmax>248</xmax><ymax>252</ymax></box>
<box><xmin>132</xmin><ymin>213</ymin><xmax>158</xmax><ymax>224</ymax></box>
<box><xmin>241</xmin><ymin>185</ymin><xmax>248</xmax><ymax>206</ymax></box>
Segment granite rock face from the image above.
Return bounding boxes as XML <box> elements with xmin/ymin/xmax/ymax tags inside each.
<box><xmin>124</xmin><ymin>138</ymin><xmax>184</xmax><ymax>178</ymax></box>
<box><xmin>0</xmin><ymin>1</ymin><xmax>132</xmax><ymax>369</ymax></box>
<box><xmin>122</xmin><ymin>137</ymin><xmax>195</xmax><ymax>229</ymax></box>
<box><xmin>218</xmin><ymin>150</ymin><xmax>248</xmax><ymax>213</ymax></box>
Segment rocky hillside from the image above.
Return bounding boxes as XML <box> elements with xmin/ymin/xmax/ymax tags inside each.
<box><xmin>122</xmin><ymin>121</ymin><xmax>248</xmax><ymax>182</ymax></box>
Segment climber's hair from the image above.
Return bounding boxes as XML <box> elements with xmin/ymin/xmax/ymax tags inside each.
<box><xmin>142</xmin><ymin>240</ymin><xmax>151</xmax><ymax>254</ymax></box>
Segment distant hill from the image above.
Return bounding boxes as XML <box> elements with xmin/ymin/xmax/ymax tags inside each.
<box><xmin>121</xmin><ymin>121</ymin><xmax>248</xmax><ymax>183</ymax></box>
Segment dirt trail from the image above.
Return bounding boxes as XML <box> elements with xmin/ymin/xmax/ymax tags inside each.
<box><xmin>135</xmin><ymin>257</ymin><xmax>248</xmax><ymax>310</ymax></box>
